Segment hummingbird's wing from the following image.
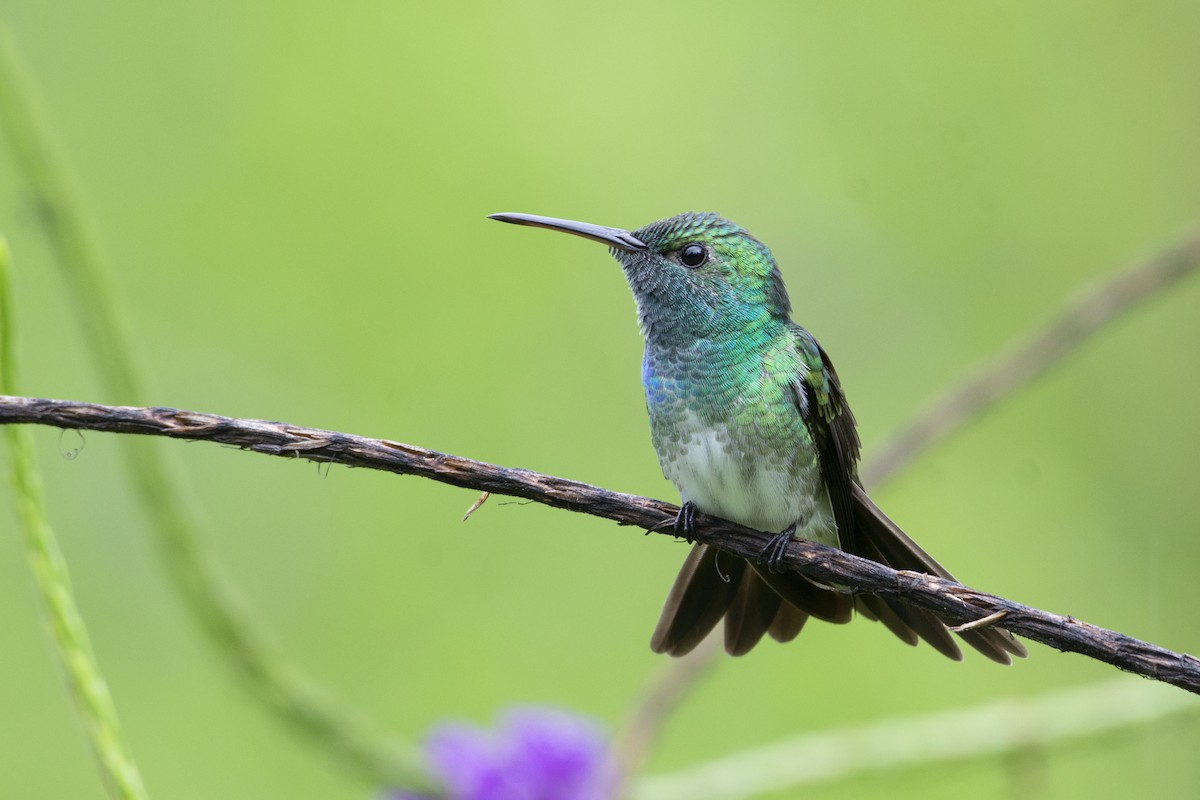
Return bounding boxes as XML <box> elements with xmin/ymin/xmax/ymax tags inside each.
<box><xmin>790</xmin><ymin>327</ymin><xmax>861</xmax><ymax>552</ymax></box>
<box><xmin>791</xmin><ymin>326</ymin><xmax>1027</xmax><ymax>664</ymax></box>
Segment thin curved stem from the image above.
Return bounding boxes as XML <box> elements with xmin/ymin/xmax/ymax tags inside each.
<box><xmin>609</xmin><ymin>636</ymin><xmax>722</xmax><ymax>791</ymax></box>
<box><xmin>1</xmin><ymin>242</ymin><xmax>148</xmax><ymax>798</ymax></box>
<box><xmin>0</xmin><ymin>25</ymin><xmax>433</xmax><ymax>792</ymax></box>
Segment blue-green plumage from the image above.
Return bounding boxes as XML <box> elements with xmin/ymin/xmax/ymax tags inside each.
<box><xmin>641</xmin><ymin>318</ymin><xmax>835</xmax><ymax>546</ymax></box>
<box><xmin>490</xmin><ymin>210</ymin><xmax>1026</xmax><ymax>664</ymax></box>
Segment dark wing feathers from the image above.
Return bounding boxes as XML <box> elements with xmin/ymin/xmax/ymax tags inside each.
<box><xmin>794</xmin><ymin>327</ymin><xmax>1025</xmax><ymax>663</ymax></box>
<box><xmin>791</xmin><ymin>328</ymin><xmax>861</xmax><ymax>554</ymax></box>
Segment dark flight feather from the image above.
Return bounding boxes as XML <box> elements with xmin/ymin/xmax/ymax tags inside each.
<box><xmin>724</xmin><ymin>571</ymin><xmax>782</xmax><ymax>655</ymax></box>
<box><xmin>650</xmin><ymin>544</ymin><xmax>745</xmax><ymax>656</ymax></box>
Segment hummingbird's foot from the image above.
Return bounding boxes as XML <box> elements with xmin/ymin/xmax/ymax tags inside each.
<box><xmin>673</xmin><ymin>501</ymin><xmax>698</xmax><ymax>543</ymax></box>
<box><xmin>759</xmin><ymin>523</ymin><xmax>798</xmax><ymax>573</ymax></box>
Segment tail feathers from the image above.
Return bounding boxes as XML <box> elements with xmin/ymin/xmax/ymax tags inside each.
<box><xmin>652</xmin><ymin>544</ymin><xmax>850</xmax><ymax>657</ymax></box>
<box><xmin>724</xmin><ymin>571</ymin><xmax>782</xmax><ymax>656</ymax></box>
<box><xmin>755</xmin><ymin>566</ymin><xmax>854</xmax><ymax>624</ymax></box>
<box><xmin>767</xmin><ymin>602</ymin><xmax>808</xmax><ymax>643</ymax></box>
<box><xmin>650</xmin><ymin>544</ymin><xmax>744</xmax><ymax>656</ymax></box>
<box><xmin>649</xmin><ymin>488</ymin><xmax>1028</xmax><ymax>663</ymax></box>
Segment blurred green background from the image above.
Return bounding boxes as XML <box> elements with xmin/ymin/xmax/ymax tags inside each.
<box><xmin>3</xmin><ymin>2</ymin><xmax>1200</xmax><ymax>797</ymax></box>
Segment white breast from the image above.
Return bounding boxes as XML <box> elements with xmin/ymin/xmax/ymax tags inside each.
<box><xmin>660</xmin><ymin>411</ymin><xmax>840</xmax><ymax>547</ymax></box>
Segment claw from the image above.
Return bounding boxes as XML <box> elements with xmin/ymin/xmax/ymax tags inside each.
<box><xmin>673</xmin><ymin>501</ymin><xmax>698</xmax><ymax>543</ymax></box>
<box><xmin>758</xmin><ymin>523</ymin><xmax>797</xmax><ymax>573</ymax></box>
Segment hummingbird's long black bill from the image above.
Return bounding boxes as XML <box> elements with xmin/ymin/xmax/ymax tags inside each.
<box><xmin>488</xmin><ymin>212</ymin><xmax>647</xmax><ymax>253</ymax></box>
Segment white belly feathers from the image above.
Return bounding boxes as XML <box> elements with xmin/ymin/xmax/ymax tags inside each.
<box><xmin>658</xmin><ymin>411</ymin><xmax>840</xmax><ymax>548</ymax></box>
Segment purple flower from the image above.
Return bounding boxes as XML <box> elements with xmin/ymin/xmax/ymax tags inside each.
<box><xmin>391</xmin><ymin>707</ymin><xmax>615</xmax><ymax>800</ymax></box>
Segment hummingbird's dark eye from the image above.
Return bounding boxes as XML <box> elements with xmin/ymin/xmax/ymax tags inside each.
<box><xmin>679</xmin><ymin>243</ymin><xmax>707</xmax><ymax>268</ymax></box>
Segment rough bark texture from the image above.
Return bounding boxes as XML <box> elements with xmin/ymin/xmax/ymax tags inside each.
<box><xmin>3</xmin><ymin>394</ymin><xmax>1198</xmax><ymax>695</ymax></box>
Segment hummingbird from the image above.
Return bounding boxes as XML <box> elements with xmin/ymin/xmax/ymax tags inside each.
<box><xmin>489</xmin><ymin>211</ymin><xmax>1026</xmax><ymax>664</ymax></box>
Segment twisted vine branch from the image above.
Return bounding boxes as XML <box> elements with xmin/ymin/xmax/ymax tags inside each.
<box><xmin>2</xmin><ymin>395</ymin><xmax>1197</xmax><ymax>695</ymax></box>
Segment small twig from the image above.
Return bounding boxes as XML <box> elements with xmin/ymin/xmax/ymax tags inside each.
<box><xmin>462</xmin><ymin>491</ymin><xmax>490</xmax><ymax>521</ymax></box>
<box><xmin>949</xmin><ymin>609</ymin><xmax>1009</xmax><ymax>634</ymax></box>
<box><xmin>2</xmin><ymin>395</ymin><xmax>1198</xmax><ymax>695</ymax></box>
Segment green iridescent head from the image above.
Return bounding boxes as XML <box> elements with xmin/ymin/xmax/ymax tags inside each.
<box><xmin>489</xmin><ymin>211</ymin><xmax>791</xmax><ymax>344</ymax></box>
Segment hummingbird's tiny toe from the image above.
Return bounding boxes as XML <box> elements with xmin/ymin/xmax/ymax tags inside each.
<box><xmin>673</xmin><ymin>501</ymin><xmax>698</xmax><ymax>543</ymax></box>
<box><xmin>760</xmin><ymin>525</ymin><xmax>797</xmax><ymax>573</ymax></box>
